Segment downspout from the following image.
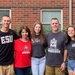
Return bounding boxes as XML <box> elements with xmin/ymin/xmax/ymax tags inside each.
<box><xmin>69</xmin><ymin>0</ymin><xmax>72</xmax><ymax>25</ymax></box>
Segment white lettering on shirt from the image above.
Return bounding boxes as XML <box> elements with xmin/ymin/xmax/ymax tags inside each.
<box><xmin>48</xmin><ymin>48</ymin><xmax>60</xmax><ymax>53</ymax></box>
<box><xmin>1</xmin><ymin>35</ymin><xmax>13</xmax><ymax>44</ymax></box>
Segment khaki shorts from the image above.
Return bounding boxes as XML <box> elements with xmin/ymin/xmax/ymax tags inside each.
<box><xmin>45</xmin><ymin>65</ymin><xmax>65</xmax><ymax>75</ymax></box>
<box><xmin>0</xmin><ymin>64</ymin><xmax>14</xmax><ymax>75</ymax></box>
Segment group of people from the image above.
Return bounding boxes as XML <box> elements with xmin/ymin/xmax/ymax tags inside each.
<box><xmin>0</xmin><ymin>15</ymin><xmax>75</xmax><ymax>75</ymax></box>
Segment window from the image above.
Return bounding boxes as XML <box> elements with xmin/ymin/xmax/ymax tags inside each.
<box><xmin>0</xmin><ymin>9</ymin><xmax>11</xmax><ymax>28</ymax></box>
<box><xmin>41</xmin><ymin>9</ymin><xmax>63</xmax><ymax>30</ymax></box>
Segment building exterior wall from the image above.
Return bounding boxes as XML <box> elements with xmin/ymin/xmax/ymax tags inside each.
<box><xmin>0</xmin><ymin>0</ymin><xmax>73</xmax><ymax>30</ymax></box>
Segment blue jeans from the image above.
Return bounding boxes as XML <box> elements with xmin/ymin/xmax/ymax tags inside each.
<box><xmin>14</xmin><ymin>66</ymin><xmax>31</xmax><ymax>75</ymax></box>
<box><xmin>68</xmin><ymin>59</ymin><xmax>75</xmax><ymax>71</ymax></box>
<box><xmin>31</xmin><ymin>56</ymin><xmax>46</xmax><ymax>75</ymax></box>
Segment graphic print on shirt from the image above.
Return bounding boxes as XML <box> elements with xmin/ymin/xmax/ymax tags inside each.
<box><xmin>72</xmin><ymin>43</ymin><xmax>75</xmax><ymax>47</ymax></box>
<box><xmin>32</xmin><ymin>38</ymin><xmax>40</xmax><ymax>44</ymax></box>
<box><xmin>35</xmin><ymin>38</ymin><xmax>40</xmax><ymax>43</ymax></box>
<box><xmin>50</xmin><ymin>38</ymin><xmax>57</xmax><ymax>48</ymax></box>
<box><xmin>22</xmin><ymin>45</ymin><xmax>30</xmax><ymax>54</ymax></box>
<box><xmin>48</xmin><ymin>38</ymin><xmax>60</xmax><ymax>53</ymax></box>
<box><xmin>1</xmin><ymin>35</ymin><xmax>13</xmax><ymax>44</ymax></box>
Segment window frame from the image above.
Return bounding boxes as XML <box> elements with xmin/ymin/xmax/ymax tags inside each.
<box><xmin>40</xmin><ymin>9</ymin><xmax>63</xmax><ymax>30</ymax></box>
<box><xmin>0</xmin><ymin>9</ymin><xmax>11</xmax><ymax>28</ymax></box>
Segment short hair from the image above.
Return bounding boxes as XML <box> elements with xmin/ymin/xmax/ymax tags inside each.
<box><xmin>1</xmin><ymin>15</ymin><xmax>10</xmax><ymax>20</ymax></box>
<box><xmin>2</xmin><ymin>15</ymin><xmax>10</xmax><ymax>18</ymax></box>
<box><xmin>51</xmin><ymin>18</ymin><xmax>59</xmax><ymax>23</ymax></box>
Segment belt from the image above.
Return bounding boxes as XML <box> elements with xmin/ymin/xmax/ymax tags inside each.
<box><xmin>69</xmin><ymin>57</ymin><xmax>75</xmax><ymax>60</ymax></box>
<box><xmin>34</xmin><ymin>55</ymin><xmax>45</xmax><ymax>58</ymax></box>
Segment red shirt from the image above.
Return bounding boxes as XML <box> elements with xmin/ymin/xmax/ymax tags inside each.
<box><xmin>14</xmin><ymin>39</ymin><xmax>32</xmax><ymax>68</ymax></box>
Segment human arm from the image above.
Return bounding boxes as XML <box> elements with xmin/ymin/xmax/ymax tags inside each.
<box><xmin>61</xmin><ymin>49</ymin><xmax>68</xmax><ymax>71</ymax></box>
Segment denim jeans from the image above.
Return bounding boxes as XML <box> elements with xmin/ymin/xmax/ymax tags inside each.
<box><xmin>68</xmin><ymin>59</ymin><xmax>75</xmax><ymax>71</ymax></box>
<box><xmin>14</xmin><ymin>66</ymin><xmax>31</xmax><ymax>75</ymax></box>
<box><xmin>31</xmin><ymin>56</ymin><xmax>46</xmax><ymax>75</ymax></box>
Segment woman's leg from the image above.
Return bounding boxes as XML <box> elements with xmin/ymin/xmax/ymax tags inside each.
<box><xmin>15</xmin><ymin>68</ymin><xmax>24</xmax><ymax>75</ymax></box>
<box><xmin>39</xmin><ymin>56</ymin><xmax>46</xmax><ymax>75</ymax></box>
<box><xmin>31</xmin><ymin>57</ymin><xmax>39</xmax><ymax>75</ymax></box>
<box><xmin>68</xmin><ymin>70</ymin><xmax>73</xmax><ymax>75</ymax></box>
<box><xmin>24</xmin><ymin>66</ymin><xmax>31</xmax><ymax>75</ymax></box>
<box><xmin>68</xmin><ymin>59</ymin><xmax>75</xmax><ymax>75</ymax></box>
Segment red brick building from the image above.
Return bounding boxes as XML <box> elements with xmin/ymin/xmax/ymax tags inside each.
<box><xmin>0</xmin><ymin>0</ymin><xmax>74</xmax><ymax>31</ymax></box>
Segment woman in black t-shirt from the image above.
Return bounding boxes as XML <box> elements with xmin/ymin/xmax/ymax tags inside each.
<box><xmin>65</xmin><ymin>26</ymin><xmax>75</xmax><ymax>75</ymax></box>
<box><xmin>31</xmin><ymin>21</ymin><xmax>46</xmax><ymax>75</ymax></box>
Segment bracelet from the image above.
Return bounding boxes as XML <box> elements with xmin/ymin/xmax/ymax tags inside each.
<box><xmin>63</xmin><ymin>61</ymin><xmax>66</xmax><ymax>63</ymax></box>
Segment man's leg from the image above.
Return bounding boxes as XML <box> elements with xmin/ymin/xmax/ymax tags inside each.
<box><xmin>0</xmin><ymin>65</ymin><xmax>5</xmax><ymax>75</ymax></box>
<box><xmin>45</xmin><ymin>65</ymin><xmax>55</xmax><ymax>75</ymax></box>
<box><xmin>6</xmin><ymin>64</ymin><xmax>14</xmax><ymax>75</ymax></box>
<box><xmin>55</xmin><ymin>67</ymin><xmax>65</xmax><ymax>75</ymax></box>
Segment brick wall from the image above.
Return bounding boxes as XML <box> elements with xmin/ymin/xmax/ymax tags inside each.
<box><xmin>0</xmin><ymin>0</ymin><xmax>73</xmax><ymax>30</ymax></box>
<box><xmin>72</xmin><ymin>0</ymin><xmax>75</xmax><ymax>26</ymax></box>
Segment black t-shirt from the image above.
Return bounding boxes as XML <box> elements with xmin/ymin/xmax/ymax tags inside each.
<box><xmin>32</xmin><ymin>35</ymin><xmax>46</xmax><ymax>58</ymax></box>
<box><xmin>66</xmin><ymin>40</ymin><xmax>75</xmax><ymax>58</ymax></box>
<box><xmin>46</xmin><ymin>31</ymin><xmax>66</xmax><ymax>66</ymax></box>
<box><xmin>0</xmin><ymin>29</ymin><xmax>18</xmax><ymax>65</ymax></box>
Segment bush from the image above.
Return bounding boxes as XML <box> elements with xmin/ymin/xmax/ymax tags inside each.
<box><xmin>43</xmin><ymin>25</ymin><xmax>50</xmax><ymax>34</ymax></box>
